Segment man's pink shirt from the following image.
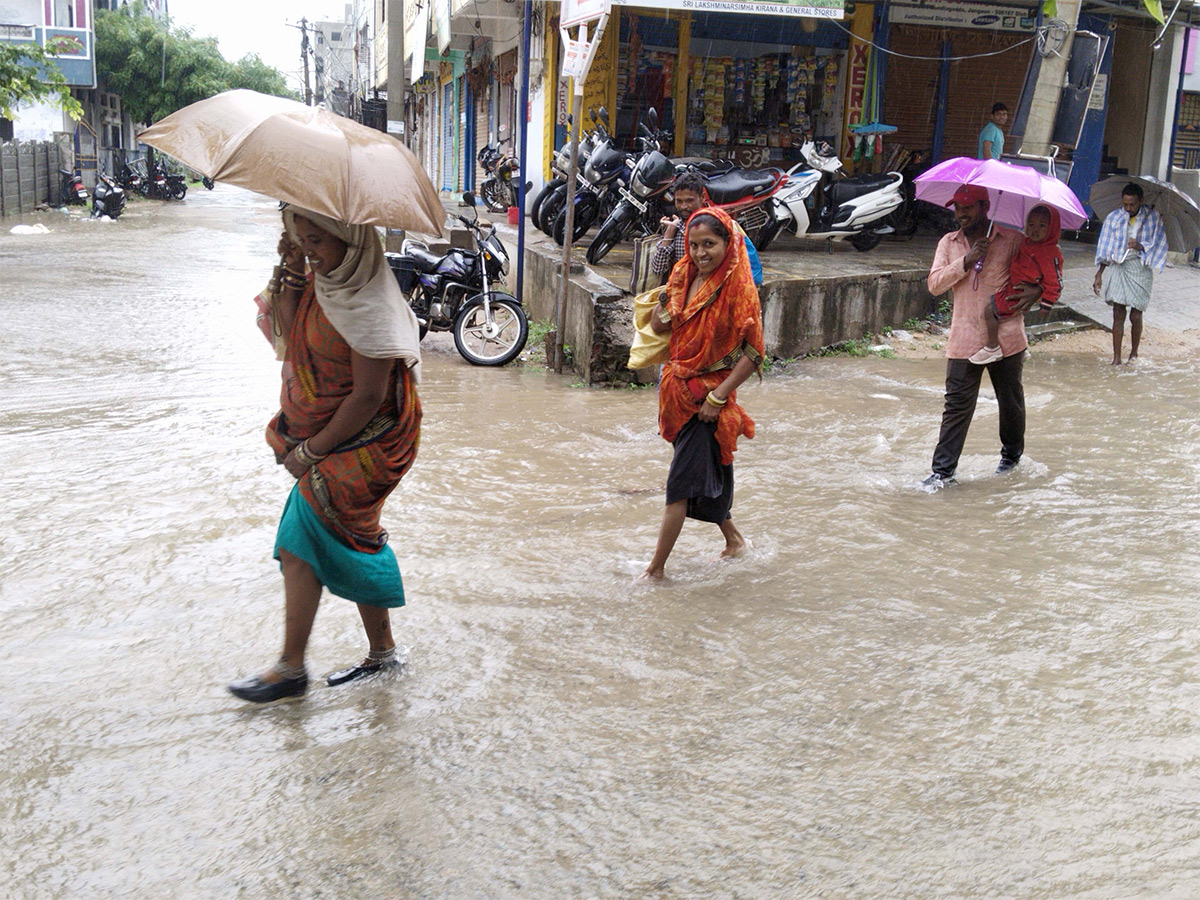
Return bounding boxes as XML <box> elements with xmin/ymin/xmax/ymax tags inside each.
<box><xmin>927</xmin><ymin>226</ymin><xmax>1028</xmax><ymax>359</ymax></box>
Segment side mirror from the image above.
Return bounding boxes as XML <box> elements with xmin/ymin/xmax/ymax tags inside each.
<box><xmin>589</xmin><ymin>108</ymin><xmax>598</xmax><ymax>123</ymax></box>
<box><xmin>647</xmin><ymin>108</ymin><xmax>659</xmax><ymax>130</ymax></box>
<box><xmin>463</xmin><ymin>191</ymin><xmax>476</xmax><ymax>207</ymax></box>
<box><xmin>598</xmin><ymin>107</ymin><xmax>610</xmax><ymax>126</ymax></box>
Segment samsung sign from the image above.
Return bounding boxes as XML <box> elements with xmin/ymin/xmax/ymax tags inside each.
<box><xmin>890</xmin><ymin>2</ymin><xmax>1037</xmax><ymax>32</ymax></box>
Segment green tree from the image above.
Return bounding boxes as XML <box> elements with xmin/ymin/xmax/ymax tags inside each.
<box><xmin>95</xmin><ymin>1</ymin><xmax>294</xmax><ymax>124</ymax></box>
<box><xmin>0</xmin><ymin>37</ymin><xmax>85</xmax><ymax>121</ymax></box>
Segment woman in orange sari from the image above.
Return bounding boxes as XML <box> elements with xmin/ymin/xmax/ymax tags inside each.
<box><xmin>641</xmin><ymin>207</ymin><xmax>764</xmax><ymax>580</ymax></box>
<box><xmin>228</xmin><ymin>207</ymin><xmax>423</xmax><ymax>703</ymax></box>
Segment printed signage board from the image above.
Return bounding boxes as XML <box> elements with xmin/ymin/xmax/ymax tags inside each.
<box><xmin>890</xmin><ymin>2</ymin><xmax>1036</xmax><ymax>32</ymax></box>
<box><xmin>561</xmin><ymin>38</ymin><xmax>591</xmax><ymax>80</ymax></box>
<box><xmin>609</xmin><ymin>0</ymin><xmax>843</xmax><ymax>18</ymax></box>
<box><xmin>561</xmin><ymin>0</ymin><xmax>612</xmax><ymax>27</ymax></box>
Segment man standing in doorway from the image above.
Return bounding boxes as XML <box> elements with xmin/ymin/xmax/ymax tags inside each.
<box><xmin>1093</xmin><ymin>182</ymin><xmax>1168</xmax><ymax>365</ymax></box>
<box><xmin>921</xmin><ymin>185</ymin><xmax>1042</xmax><ymax>490</ymax></box>
<box><xmin>978</xmin><ymin>103</ymin><xmax>1008</xmax><ymax>160</ymax></box>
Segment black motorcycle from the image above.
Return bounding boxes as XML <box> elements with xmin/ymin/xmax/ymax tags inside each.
<box><xmin>386</xmin><ymin>192</ymin><xmax>528</xmax><ymax>367</ymax></box>
<box><xmin>478</xmin><ymin>143</ymin><xmax>519</xmax><ymax>213</ymax></box>
<box><xmin>58</xmin><ymin>169</ymin><xmax>88</xmax><ymax>206</ymax></box>
<box><xmin>91</xmin><ymin>169</ymin><xmax>126</xmax><ymax>219</ymax></box>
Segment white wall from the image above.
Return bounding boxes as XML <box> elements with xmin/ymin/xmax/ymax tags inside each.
<box><xmin>1143</xmin><ymin>28</ymin><xmax>1185</xmax><ymax>180</ymax></box>
<box><xmin>10</xmin><ymin>101</ymin><xmax>69</xmax><ymax>142</ymax></box>
<box><xmin>0</xmin><ymin>1</ymin><xmax>41</xmax><ymax>23</ymax></box>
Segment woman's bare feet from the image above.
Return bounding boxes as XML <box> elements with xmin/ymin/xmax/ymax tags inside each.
<box><xmin>719</xmin><ymin>535</ymin><xmax>751</xmax><ymax>559</ymax></box>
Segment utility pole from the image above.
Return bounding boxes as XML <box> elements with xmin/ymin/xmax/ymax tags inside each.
<box><xmin>301</xmin><ymin>17</ymin><xmax>313</xmax><ymax>106</ymax></box>
<box><xmin>387</xmin><ymin>0</ymin><xmax>405</xmax><ymax>143</ymax></box>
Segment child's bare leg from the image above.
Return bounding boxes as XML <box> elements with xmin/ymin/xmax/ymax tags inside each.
<box><xmin>1111</xmin><ymin>303</ymin><xmax>1127</xmax><ymax>365</ymax></box>
<box><xmin>983</xmin><ymin>303</ymin><xmax>1002</xmax><ymax>350</ymax></box>
<box><xmin>641</xmin><ymin>499</ymin><xmax>688</xmax><ymax>580</ymax></box>
<box><xmin>1129</xmin><ymin>308</ymin><xmax>1143</xmax><ymax>360</ymax></box>
<box><xmin>717</xmin><ymin>517</ymin><xmax>749</xmax><ymax>559</ymax></box>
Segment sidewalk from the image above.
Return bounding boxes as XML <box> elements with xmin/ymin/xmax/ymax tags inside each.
<box><xmin>1057</xmin><ymin>246</ymin><xmax>1200</xmax><ymax>334</ymax></box>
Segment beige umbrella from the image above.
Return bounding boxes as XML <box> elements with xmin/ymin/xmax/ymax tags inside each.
<box><xmin>138</xmin><ymin>89</ymin><xmax>444</xmax><ymax>236</ymax></box>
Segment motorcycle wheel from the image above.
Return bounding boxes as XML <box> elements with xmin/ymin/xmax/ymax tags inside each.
<box><xmin>453</xmin><ymin>295</ymin><xmax>528</xmax><ymax>366</ymax></box>
<box><xmin>481</xmin><ymin>180</ymin><xmax>508</xmax><ymax>213</ymax></box>
<box><xmin>539</xmin><ymin>186</ymin><xmax>568</xmax><ymax>236</ymax></box>
<box><xmin>551</xmin><ymin>194</ymin><xmax>599</xmax><ymax>246</ymax></box>
<box><xmin>203</xmin><ymin>176</ymin><xmax>215</xmax><ymax>190</ymax></box>
<box><xmin>756</xmin><ymin>216</ymin><xmax>785</xmax><ymax>252</ymax></box>
<box><xmin>585</xmin><ymin>213</ymin><xmax>628</xmax><ymax>265</ymax></box>
<box><xmin>171</xmin><ymin>182</ymin><xmax>187</xmax><ymax>201</ymax></box>
<box><xmin>850</xmin><ymin>231</ymin><xmax>882</xmax><ymax>252</ymax></box>
<box><xmin>530</xmin><ymin>179</ymin><xmax>562</xmax><ymax>231</ymax></box>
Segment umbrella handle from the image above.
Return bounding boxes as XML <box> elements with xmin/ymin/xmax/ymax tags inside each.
<box><xmin>973</xmin><ymin>217</ymin><xmax>996</xmax><ymax>272</ymax></box>
<box><xmin>267</xmin><ymin>254</ymin><xmax>287</xmax><ymax>295</ymax></box>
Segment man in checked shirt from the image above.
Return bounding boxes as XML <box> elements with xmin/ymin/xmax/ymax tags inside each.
<box><xmin>650</xmin><ymin>172</ymin><xmax>763</xmax><ymax>286</ymax></box>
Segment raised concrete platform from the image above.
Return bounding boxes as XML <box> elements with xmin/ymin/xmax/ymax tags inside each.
<box><xmin>451</xmin><ymin>198</ymin><xmax>1199</xmax><ymax>382</ymax></box>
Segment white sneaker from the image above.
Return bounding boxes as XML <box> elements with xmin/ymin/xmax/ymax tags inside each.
<box><xmin>968</xmin><ymin>345</ymin><xmax>1003</xmax><ymax>365</ymax></box>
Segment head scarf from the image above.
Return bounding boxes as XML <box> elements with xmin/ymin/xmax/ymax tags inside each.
<box><xmin>1027</xmin><ymin>204</ymin><xmax>1061</xmax><ymax>245</ymax></box>
<box><xmin>665</xmin><ymin>206</ymin><xmax>753</xmax><ymax>320</ymax></box>
<box><xmin>283</xmin><ymin>206</ymin><xmax>422</xmax><ymax>383</ymax></box>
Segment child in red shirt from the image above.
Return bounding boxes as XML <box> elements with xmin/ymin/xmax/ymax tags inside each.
<box><xmin>969</xmin><ymin>204</ymin><xmax>1064</xmax><ymax>365</ymax></box>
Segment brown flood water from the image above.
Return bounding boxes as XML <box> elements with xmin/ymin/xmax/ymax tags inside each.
<box><xmin>2</xmin><ymin>188</ymin><xmax>1200</xmax><ymax>898</ymax></box>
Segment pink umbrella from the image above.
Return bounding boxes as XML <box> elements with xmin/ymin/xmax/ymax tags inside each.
<box><xmin>914</xmin><ymin>156</ymin><xmax>1088</xmax><ymax>231</ymax></box>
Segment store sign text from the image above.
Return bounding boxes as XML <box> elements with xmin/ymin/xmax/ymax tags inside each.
<box><xmin>889</xmin><ymin>2</ymin><xmax>1035</xmax><ymax>32</ymax></box>
<box><xmin>613</xmin><ymin>0</ymin><xmax>844</xmax><ymax>18</ymax></box>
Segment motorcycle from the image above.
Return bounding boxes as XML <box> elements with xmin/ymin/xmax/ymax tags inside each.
<box><xmin>58</xmin><ymin>169</ymin><xmax>88</xmax><ymax>206</ymax></box>
<box><xmin>118</xmin><ymin>161</ymin><xmax>145</xmax><ymax>196</ymax></box>
<box><xmin>534</xmin><ymin>107</ymin><xmax>608</xmax><ymax>235</ymax></box>
<box><xmin>478</xmin><ymin>142</ymin><xmax>520</xmax><ymax>213</ymax></box>
<box><xmin>91</xmin><ymin>169</ymin><xmax>126</xmax><ymax>219</ymax></box>
<box><xmin>202</xmin><ymin>175</ymin><xmax>215</xmax><ymax>190</ymax></box>
<box><xmin>385</xmin><ymin>191</ymin><xmax>528</xmax><ymax>367</ymax></box>
<box><xmin>755</xmin><ymin>140</ymin><xmax>904</xmax><ymax>253</ymax></box>
<box><xmin>549</xmin><ymin>116</ymin><xmax>636</xmax><ymax>245</ymax></box>
<box><xmin>585</xmin><ymin>109</ymin><xmax>786</xmax><ymax>265</ymax></box>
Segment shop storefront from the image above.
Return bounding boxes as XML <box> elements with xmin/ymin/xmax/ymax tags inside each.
<box><xmin>543</xmin><ymin>3</ymin><xmax>851</xmax><ymax>173</ymax></box>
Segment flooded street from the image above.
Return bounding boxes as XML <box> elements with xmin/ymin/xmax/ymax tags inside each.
<box><xmin>3</xmin><ymin>188</ymin><xmax>1200</xmax><ymax>898</ymax></box>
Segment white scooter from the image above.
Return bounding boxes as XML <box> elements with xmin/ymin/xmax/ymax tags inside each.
<box><xmin>756</xmin><ymin>141</ymin><xmax>904</xmax><ymax>252</ymax></box>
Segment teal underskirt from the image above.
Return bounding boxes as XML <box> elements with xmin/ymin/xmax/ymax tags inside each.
<box><xmin>274</xmin><ymin>484</ymin><xmax>405</xmax><ymax>608</ymax></box>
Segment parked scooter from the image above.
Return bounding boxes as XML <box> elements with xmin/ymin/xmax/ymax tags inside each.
<box><xmin>91</xmin><ymin>169</ymin><xmax>126</xmax><ymax>219</ymax></box>
<box><xmin>58</xmin><ymin>169</ymin><xmax>88</xmax><ymax>206</ymax></box>
<box><xmin>756</xmin><ymin>141</ymin><xmax>904</xmax><ymax>252</ymax></box>
<box><xmin>385</xmin><ymin>191</ymin><xmax>528</xmax><ymax>367</ymax></box>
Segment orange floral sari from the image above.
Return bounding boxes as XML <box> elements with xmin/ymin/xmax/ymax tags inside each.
<box><xmin>659</xmin><ymin>207</ymin><xmax>764</xmax><ymax>465</ymax></box>
<box><xmin>266</xmin><ymin>282</ymin><xmax>422</xmax><ymax>553</ymax></box>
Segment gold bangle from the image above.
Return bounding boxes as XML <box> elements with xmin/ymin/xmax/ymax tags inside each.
<box><xmin>705</xmin><ymin>391</ymin><xmax>727</xmax><ymax>408</ymax></box>
<box><xmin>655</xmin><ymin>305</ymin><xmax>672</xmax><ymax>326</ymax></box>
<box><xmin>292</xmin><ymin>440</ymin><xmax>328</xmax><ymax>468</ymax></box>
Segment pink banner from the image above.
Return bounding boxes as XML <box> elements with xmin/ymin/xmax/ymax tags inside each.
<box><xmin>1188</xmin><ymin>28</ymin><xmax>1198</xmax><ymax>75</ymax></box>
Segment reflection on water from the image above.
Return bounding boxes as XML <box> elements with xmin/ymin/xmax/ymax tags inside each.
<box><xmin>3</xmin><ymin>190</ymin><xmax>1200</xmax><ymax>898</ymax></box>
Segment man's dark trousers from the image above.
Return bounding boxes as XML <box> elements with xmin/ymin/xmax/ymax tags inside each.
<box><xmin>931</xmin><ymin>351</ymin><xmax>1025</xmax><ymax>478</ymax></box>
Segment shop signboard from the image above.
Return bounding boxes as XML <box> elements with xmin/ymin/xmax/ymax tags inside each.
<box><xmin>611</xmin><ymin>0</ymin><xmax>843</xmax><ymax>18</ymax></box>
<box><xmin>434</xmin><ymin>0</ymin><xmax>452</xmax><ymax>56</ymax></box>
<box><xmin>889</xmin><ymin>2</ymin><xmax>1036</xmax><ymax>32</ymax></box>
<box><xmin>406</xmin><ymin>0</ymin><xmax>430</xmax><ymax>86</ymax></box>
<box><xmin>562</xmin><ymin>0</ymin><xmax>612</xmax><ymax>28</ymax></box>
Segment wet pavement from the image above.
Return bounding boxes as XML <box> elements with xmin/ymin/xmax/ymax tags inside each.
<box><xmin>4</xmin><ymin>187</ymin><xmax>1200</xmax><ymax>899</ymax></box>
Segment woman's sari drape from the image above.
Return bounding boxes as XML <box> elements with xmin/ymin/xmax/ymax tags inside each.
<box><xmin>659</xmin><ymin>208</ymin><xmax>765</xmax><ymax>466</ymax></box>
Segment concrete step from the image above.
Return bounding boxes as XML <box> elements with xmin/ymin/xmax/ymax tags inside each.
<box><xmin>1026</xmin><ymin>319</ymin><xmax>1096</xmax><ymax>339</ymax></box>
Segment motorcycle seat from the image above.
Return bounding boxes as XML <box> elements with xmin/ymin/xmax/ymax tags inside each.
<box><xmin>673</xmin><ymin>157</ymin><xmax>734</xmax><ymax>176</ymax></box>
<box><xmin>829</xmin><ymin>175</ymin><xmax>896</xmax><ymax>207</ymax></box>
<box><xmin>703</xmin><ymin>169</ymin><xmax>783</xmax><ymax>205</ymax></box>
<box><xmin>403</xmin><ymin>247</ymin><xmax>444</xmax><ymax>274</ymax></box>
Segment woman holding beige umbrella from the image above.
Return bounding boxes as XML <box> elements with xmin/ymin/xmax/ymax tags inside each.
<box><xmin>227</xmin><ymin>207</ymin><xmax>425</xmax><ymax>703</ymax></box>
<box><xmin>138</xmin><ymin>91</ymin><xmax>445</xmax><ymax>703</ymax></box>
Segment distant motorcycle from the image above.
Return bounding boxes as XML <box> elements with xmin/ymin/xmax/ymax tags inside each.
<box><xmin>478</xmin><ymin>142</ymin><xmax>520</xmax><ymax>213</ymax></box>
<box><xmin>91</xmin><ymin>169</ymin><xmax>126</xmax><ymax>219</ymax></box>
<box><xmin>202</xmin><ymin>175</ymin><xmax>215</xmax><ymax>190</ymax></box>
<box><xmin>385</xmin><ymin>191</ymin><xmax>528</xmax><ymax>367</ymax></box>
<box><xmin>58</xmin><ymin>169</ymin><xmax>88</xmax><ymax>206</ymax></box>
<box><xmin>755</xmin><ymin>141</ymin><xmax>904</xmax><ymax>252</ymax></box>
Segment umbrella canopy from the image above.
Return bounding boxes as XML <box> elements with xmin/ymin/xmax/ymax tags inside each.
<box><xmin>1089</xmin><ymin>175</ymin><xmax>1200</xmax><ymax>252</ymax></box>
<box><xmin>914</xmin><ymin>156</ymin><xmax>1088</xmax><ymax>231</ymax></box>
<box><xmin>138</xmin><ymin>90</ymin><xmax>444</xmax><ymax>235</ymax></box>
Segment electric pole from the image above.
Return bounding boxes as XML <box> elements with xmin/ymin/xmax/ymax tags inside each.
<box><xmin>301</xmin><ymin>17</ymin><xmax>313</xmax><ymax>106</ymax></box>
<box><xmin>387</xmin><ymin>0</ymin><xmax>405</xmax><ymax>143</ymax></box>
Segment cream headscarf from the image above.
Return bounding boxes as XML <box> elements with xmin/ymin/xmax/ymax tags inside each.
<box><xmin>282</xmin><ymin>206</ymin><xmax>422</xmax><ymax>384</ymax></box>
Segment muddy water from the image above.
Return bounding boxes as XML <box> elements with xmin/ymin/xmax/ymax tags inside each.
<box><xmin>3</xmin><ymin>189</ymin><xmax>1200</xmax><ymax>898</ymax></box>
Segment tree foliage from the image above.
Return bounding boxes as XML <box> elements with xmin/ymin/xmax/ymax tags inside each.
<box><xmin>95</xmin><ymin>1</ymin><xmax>295</xmax><ymax>125</ymax></box>
<box><xmin>0</xmin><ymin>37</ymin><xmax>85</xmax><ymax>122</ymax></box>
